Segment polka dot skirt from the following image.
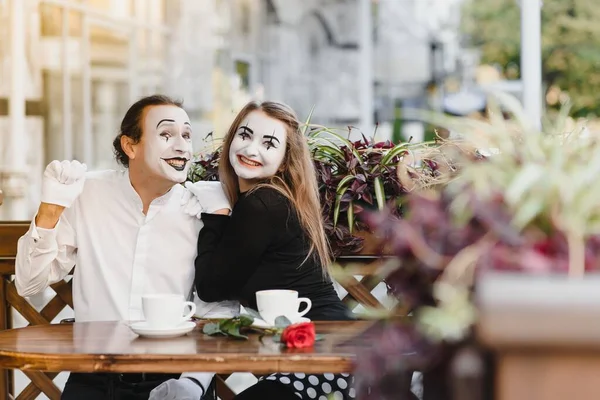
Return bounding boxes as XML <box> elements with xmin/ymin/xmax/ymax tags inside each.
<box><xmin>260</xmin><ymin>372</ymin><xmax>355</xmax><ymax>399</ymax></box>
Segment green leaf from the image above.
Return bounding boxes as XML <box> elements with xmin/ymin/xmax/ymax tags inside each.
<box><xmin>272</xmin><ymin>334</ymin><xmax>281</xmax><ymax>343</ymax></box>
<box><xmin>220</xmin><ymin>318</ymin><xmax>236</xmax><ymax>332</ymax></box>
<box><xmin>243</xmin><ymin>308</ymin><xmax>263</xmax><ymax>320</ymax></box>
<box><xmin>315</xmin><ymin>334</ymin><xmax>325</xmax><ymax>341</ymax></box>
<box><xmin>202</xmin><ymin>323</ymin><xmax>222</xmax><ymax>336</ymax></box>
<box><xmin>312</xmin><ymin>144</ymin><xmax>345</xmax><ymax>160</ymax></box>
<box><xmin>274</xmin><ymin>316</ymin><xmax>292</xmax><ymax>328</ymax></box>
<box><xmin>309</xmin><ymin>128</ymin><xmax>362</xmax><ymax>160</ymax></box>
<box><xmin>224</xmin><ymin>324</ymin><xmax>248</xmax><ymax>340</ymax></box>
<box><xmin>347</xmin><ymin>201</ymin><xmax>354</xmax><ymax>234</ymax></box>
<box><xmin>333</xmin><ymin>196</ymin><xmax>341</xmax><ymax>226</ymax></box>
<box><xmin>310</xmin><ymin>147</ymin><xmax>346</xmax><ymax>168</ymax></box>
<box><xmin>380</xmin><ymin>143</ymin><xmax>410</xmax><ymax>165</ymax></box>
<box><xmin>309</xmin><ymin>128</ymin><xmax>353</xmax><ymax>149</ymax></box>
<box><xmin>217</xmin><ymin>318</ymin><xmax>248</xmax><ymax>340</ymax></box>
<box><xmin>374</xmin><ymin>176</ymin><xmax>385</xmax><ymax>210</ymax></box>
<box><xmin>336</xmin><ymin>175</ymin><xmax>356</xmax><ymax>193</ymax></box>
<box><xmin>300</xmin><ymin>105</ymin><xmax>316</xmax><ymax>136</ymax></box>
<box><xmin>333</xmin><ymin>175</ymin><xmax>355</xmax><ymax>227</ymax></box>
<box><xmin>239</xmin><ymin>315</ymin><xmax>254</xmax><ymax>327</ymax></box>
<box><xmin>511</xmin><ymin>196</ymin><xmax>545</xmax><ymax>230</ymax></box>
<box><xmin>505</xmin><ymin>163</ymin><xmax>545</xmax><ymax>206</ymax></box>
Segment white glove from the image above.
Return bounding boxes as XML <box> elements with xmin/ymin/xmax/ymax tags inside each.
<box><xmin>149</xmin><ymin>378</ymin><xmax>204</xmax><ymax>400</ymax></box>
<box><xmin>181</xmin><ymin>181</ymin><xmax>231</xmax><ymax>218</ymax></box>
<box><xmin>41</xmin><ymin>160</ymin><xmax>87</xmax><ymax>208</ymax></box>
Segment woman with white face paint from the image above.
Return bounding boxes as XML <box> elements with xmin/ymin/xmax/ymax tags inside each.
<box><xmin>193</xmin><ymin>101</ymin><xmax>356</xmax><ymax>400</ymax></box>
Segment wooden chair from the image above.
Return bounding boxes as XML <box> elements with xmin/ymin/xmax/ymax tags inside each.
<box><xmin>0</xmin><ymin>221</ymin><xmax>71</xmax><ymax>400</ymax></box>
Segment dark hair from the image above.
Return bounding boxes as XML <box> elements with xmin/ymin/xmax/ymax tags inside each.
<box><xmin>112</xmin><ymin>94</ymin><xmax>184</xmax><ymax>167</ymax></box>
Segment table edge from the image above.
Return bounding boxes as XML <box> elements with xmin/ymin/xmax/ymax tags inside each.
<box><xmin>0</xmin><ymin>349</ymin><xmax>356</xmax><ymax>374</ymax></box>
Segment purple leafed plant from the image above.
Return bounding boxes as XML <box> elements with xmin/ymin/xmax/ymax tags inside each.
<box><xmin>352</xmin><ymin>185</ymin><xmax>600</xmax><ymax>398</ymax></box>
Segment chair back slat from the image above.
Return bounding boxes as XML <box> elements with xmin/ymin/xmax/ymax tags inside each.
<box><xmin>0</xmin><ymin>222</ymin><xmax>28</xmax><ymax>258</ymax></box>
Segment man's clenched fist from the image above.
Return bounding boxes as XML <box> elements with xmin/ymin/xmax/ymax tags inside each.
<box><xmin>41</xmin><ymin>160</ymin><xmax>87</xmax><ymax>208</ymax></box>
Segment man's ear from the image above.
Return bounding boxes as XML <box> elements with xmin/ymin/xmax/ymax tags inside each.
<box><xmin>121</xmin><ymin>135</ymin><xmax>137</xmax><ymax>161</ymax></box>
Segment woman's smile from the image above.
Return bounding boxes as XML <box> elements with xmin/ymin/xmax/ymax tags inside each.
<box><xmin>238</xmin><ymin>155</ymin><xmax>262</xmax><ymax>167</ymax></box>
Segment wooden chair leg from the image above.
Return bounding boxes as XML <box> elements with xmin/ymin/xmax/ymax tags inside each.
<box><xmin>215</xmin><ymin>375</ymin><xmax>236</xmax><ymax>400</ymax></box>
<box><xmin>0</xmin><ymin>370</ymin><xmax>8</xmax><ymax>400</ymax></box>
<box><xmin>20</xmin><ymin>371</ymin><xmax>61</xmax><ymax>400</ymax></box>
<box><xmin>17</xmin><ymin>373</ymin><xmax>59</xmax><ymax>400</ymax></box>
<box><xmin>0</xmin><ymin>278</ymin><xmax>10</xmax><ymax>400</ymax></box>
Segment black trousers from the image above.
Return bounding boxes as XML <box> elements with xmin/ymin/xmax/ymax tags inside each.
<box><xmin>61</xmin><ymin>372</ymin><xmax>182</xmax><ymax>400</ymax></box>
<box><xmin>233</xmin><ymin>380</ymin><xmax>298</xmax><ymax>400</ymax></box>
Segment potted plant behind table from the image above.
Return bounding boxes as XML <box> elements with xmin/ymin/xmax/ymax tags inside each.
<box><xmin>336</xmin><ymin>92</ymin><xmax>599</xmax><ymax>400</ymax></box>
<box><xmin>188</xmin><ymin>121</ymin><xmax>457</xmax><ymax>257</ymax></box>
<box><xmin>306</xmin><ymin>124</ymin><xmax>455</xmax><ymax>256</ymax></box>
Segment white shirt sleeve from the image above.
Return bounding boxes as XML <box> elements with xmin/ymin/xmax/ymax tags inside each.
<box><xmin>15</xmin><ymin>207</ymin><xmax>77</xmax><ymax>297</ymax></box>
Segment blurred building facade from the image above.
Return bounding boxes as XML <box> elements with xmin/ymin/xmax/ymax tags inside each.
<box><xmin>0</xmin><ymin>0</ymin><xmax>464</xmax><ymax>220</ymax></box>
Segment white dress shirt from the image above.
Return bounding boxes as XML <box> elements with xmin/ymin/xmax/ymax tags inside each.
<box><xmin>15</xmin><ymin>169</ymin><xmax>232</xmax><ymax>389</ymax></box>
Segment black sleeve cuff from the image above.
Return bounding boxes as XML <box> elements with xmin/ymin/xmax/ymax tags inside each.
<box><xmin>200</xmin><ymin>213</ymin><xmax>230</xmax><ymax>224</ymax></box>
<box><xmin>183</xmin><ymin>376</ymin><xmax>206</xmax><ymax>396</ymax></box>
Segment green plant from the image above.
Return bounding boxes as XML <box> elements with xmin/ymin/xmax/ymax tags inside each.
<box><xmin>187</xmin><ymin>123</ymin><xmax>455</xmax><ymax>255</ymax></box>
<box><xmin>343</xmin><ymin>91</ymin><xmax>597</xmax><ymax>398</ymax></box>
<box><xmin>188</xmin><ymin>146</ymin><xmax>221</xmax><ymax>183</ymax></box>
<box><xmin>307</xmin><ymin>125</ymin><xmax>459</xmax><ymax>254</ymax></box>
<box><xmin>462</xmin><ymin>0</ymin><xmax>600</xmax><ymax>117</ymax></box>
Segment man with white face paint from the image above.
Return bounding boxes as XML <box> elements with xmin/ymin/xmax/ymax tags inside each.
<box><xmin>15</xmin><ymin>95</ymin><xmax>233</xmax><ymax>400</ymax></box>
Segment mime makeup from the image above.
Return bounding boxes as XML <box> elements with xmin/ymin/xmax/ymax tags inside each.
<box><xmin>141</xmin><ymin>105</ymin><xmax>193</xmax><ymax>184</ymax></box>
<box><xmin>229</xmin><ymin>110</ymin><xmax>287</xmax><ymax>191</ymax></box>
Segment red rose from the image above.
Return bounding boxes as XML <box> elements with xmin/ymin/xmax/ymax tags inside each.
<box><xmin>281</xmin><ymin>322</ymin><xmax>316</xmax><ymax>348</ymax></box>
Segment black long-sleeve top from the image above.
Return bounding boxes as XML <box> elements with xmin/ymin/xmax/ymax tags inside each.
<box><xmin>194</xmin><ymin>186</ymin><xmax>353</xmax><ymax>321</ymax></box>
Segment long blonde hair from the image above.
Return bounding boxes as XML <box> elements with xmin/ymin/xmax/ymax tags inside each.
<box><xmin>219</xmin><ymin>101</ymin><xmax>331</xmax><ymax>273</ymax></box>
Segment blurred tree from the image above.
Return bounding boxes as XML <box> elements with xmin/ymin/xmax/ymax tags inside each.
<box><xmin>462</xmin><ymin>0</ymin><xmax>600</xmax><ymax>117</ymax></box>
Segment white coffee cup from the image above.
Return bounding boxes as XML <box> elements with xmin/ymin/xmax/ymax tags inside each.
<box><xmin>142</xmin><ymin>294</ymin><xmax>196</xmax><ymax>329</ymax></box>
<box><xmin>256</xmin><ymin>290</ymin><xmax>312</xmax><ymax>325</ymax></box>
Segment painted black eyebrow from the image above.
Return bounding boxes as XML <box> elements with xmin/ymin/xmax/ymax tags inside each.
<box><xmin>156</xmin><ymin>119</ymin><xmax>175</xmax><ymax>128</ymax></box>
<box><xmin>263</xmin><ymin>135</ymin><xmax>280</xmax><ymax>144</ymax></box>
<box><xmin>238</xmin><ymin>125</ymin><xmax>254</xmax><ymax>134</ymax></box>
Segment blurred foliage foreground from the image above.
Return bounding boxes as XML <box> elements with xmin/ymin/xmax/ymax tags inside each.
<box><xmin>336</xmin><ymin>92</ymin><xmax>596</xmax><ymax>399</ymax></box>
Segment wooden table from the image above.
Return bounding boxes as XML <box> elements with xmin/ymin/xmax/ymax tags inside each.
<box><xmin>0</xmin><ymin>321</ymin><xmax>372</xmax><ymax>374</ymax></box>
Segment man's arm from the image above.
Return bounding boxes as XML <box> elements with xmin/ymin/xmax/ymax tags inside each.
<box><xmin>35</xmin><ymin>203</ymin><xmax>65</xmax><ymax>229</ymax></box>
<box><xmin>15</xmin><ymin>203</ymin><xmax>78</xmax><ymax>297</ymax></box>
<box><xmin>15</xmin><ymin>160</ymin><xmax>86</xmax><ymax>297</ymax></box>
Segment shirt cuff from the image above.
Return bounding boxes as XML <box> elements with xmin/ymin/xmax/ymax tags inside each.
<box><xmin>30</xmin><ymin>218</ymin><xmax>59</xmax><ymax>243</ymax></box>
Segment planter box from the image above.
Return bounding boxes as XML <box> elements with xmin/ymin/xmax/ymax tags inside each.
<box><xmin>476</xmin><ymin>272</ymin><xmax>600</xmax><ymax>400</ymax></box>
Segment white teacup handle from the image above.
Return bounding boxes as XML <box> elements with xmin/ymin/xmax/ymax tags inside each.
<box><xmin>181</xmin><ymin>301</ymin><xmax>197</xmax><ymax>322</ymax></box>
<box><xmin>297</xmin><ymin>297</ymin><xmax>312</xmax><ymax>318</ymax></box>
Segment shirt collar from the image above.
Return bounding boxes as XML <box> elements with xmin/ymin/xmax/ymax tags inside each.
<box><xmin>120</xmin><ymin>170</ymin><xmax>179</xmax><ymax>210</ymax></box>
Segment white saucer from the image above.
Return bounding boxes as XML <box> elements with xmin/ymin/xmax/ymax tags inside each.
<box><xmin>251</xmin><ymin>316</ymin><xmax>311</xmax><ymax>329</ymax></box>
<box><xmin>129</xmin><ymin>321</ymin><xmax>196</xmax><ymax>339</ymax></box>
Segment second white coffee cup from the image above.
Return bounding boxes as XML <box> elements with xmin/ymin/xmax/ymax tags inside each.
<box><xmin>256</xmin><ymin>289</ymin><xmax>311</xmax><ymax>325</ymax></box>
<box><xmin>142</xmin><ymin>294</ymin><xmax>196</xmax><ymax>329</ymax></box>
